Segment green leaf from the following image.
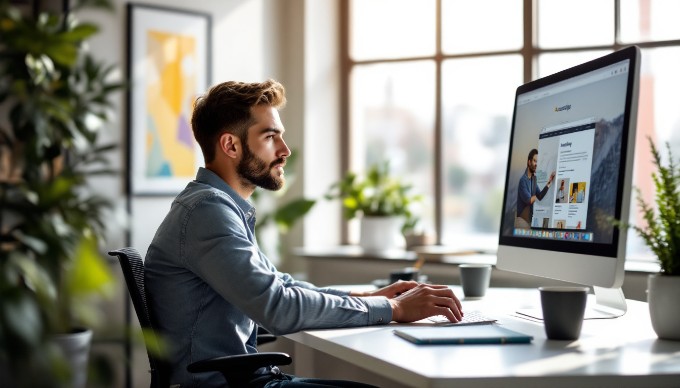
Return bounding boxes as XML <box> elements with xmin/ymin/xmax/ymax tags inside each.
<box><xmin>618</xmin><ymin>137</ymin><xmax>680</xmax><ymax>275</ymax></box>
<box><xmin>9</xmin><ymin>250</ymin><xmax>57</xmax><ymax>302</ymax></box>
<box><xmin>11</xmin><ymin>230</ymin><xmax>48</xmax><ymax>254</ymax></box>
<box><xmin>44</xmin><ymin>42</ymin><xmax>79</xmax><ymax>67</ymax></box>
<box><xmin>60</xmin><ymin>23</ymin><xmax>99</xmax><ymax>42</ymax></box>
<box><xmin>0</xmin><ymin>289</ymin><xmax>44</xmax><ymax>349</ymax></box>
<box><xmin>325</xmin><ymin>160</ymin><xmax>422</xmax><ymax>220</ymax></box>
<box><xmin>136</xmin><ymin>328</ymin><xmax>170</xmax><ymax>359</ymax></box>
<box><xmin>66</xmin><ymin>235</ymin><xmax>114</xmax><ymax>297</ymax></box>
<box><xmin>273</xmin><ymin>199</ymin><xmax>316</xmax><ymax>232</ymax></box>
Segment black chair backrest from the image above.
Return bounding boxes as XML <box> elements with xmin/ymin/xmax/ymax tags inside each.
<box><xmin>108</xmin><ymin>248</ymin><xmax>169</xmax><ymax>388</ymax></box>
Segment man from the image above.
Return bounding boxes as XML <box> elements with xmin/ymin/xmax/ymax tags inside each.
<box><xmin>515</xmin><ymin>148</ymin><xmax>555</xmax><ymax>228</ymax></box>
<box><xmin>145</xmin><ymin>80</ymin><xmax>463</xmax><ymax>387</ymax></box>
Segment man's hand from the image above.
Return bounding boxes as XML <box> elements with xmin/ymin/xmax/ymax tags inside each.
<box><xmin>388</xmin><ymin>283</ymin><xmax>463</xmax><ymax>323</ymax></box>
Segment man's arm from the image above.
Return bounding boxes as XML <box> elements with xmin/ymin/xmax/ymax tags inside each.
<box><xmin>275</xmin><ymin>270</ymin><xmax>350</xmax><ymax>297</ymax></box>
<box><xmin>184</xmin><ymin>195</ymin><xmax>393</xmax><ymax>334</ymax></box>
<box><xmin>535</xmin><ymin>171</ymin><xmax>556</xmax><ymax>201</ymax></box>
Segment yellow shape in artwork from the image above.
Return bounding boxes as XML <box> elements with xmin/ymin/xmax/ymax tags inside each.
<box><xmin>144</xmin><ymin>30</ymin><xmax>198</xmax><ymax>178</ymax></box>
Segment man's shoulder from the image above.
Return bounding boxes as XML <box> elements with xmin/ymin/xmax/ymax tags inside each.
<box><xmin>176</xmin><ymin>182</ymin><xmax>240</xmax><ymax>213</ymax></box>
<box><xmin>166</xmin><ymin>180</ymin><xmax>255</xmax><ymax>236</ymax></box>
<box><xmin>168</xmin><ymin>187</ymin><xmax>251</xmax><ymax>239</ymax></box>
<box><xmin>518</xmin><ymin>172</ymin><xmax>531</xmax><ymax>185</ymax></box>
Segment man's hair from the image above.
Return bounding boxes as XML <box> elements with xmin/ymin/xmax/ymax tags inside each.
<box><xmin>528</xmin><ymin>148</ymin><xmax>538</xmax><ymax>161</ymax></box>
<box><xmin>191</xmin><ymin>79</ymin><xmax>286</xmax><ymax>163</ymax></box>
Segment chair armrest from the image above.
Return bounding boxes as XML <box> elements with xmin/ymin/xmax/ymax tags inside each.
<box><xmin>187</xmin><ymin>352</ymin><xmax>292</xmax><ymax>385</ymax></box>
<box><xmin>256</xmin><ymin>333</ymin><xmax>277</xmax><ymax>346</ymax></box>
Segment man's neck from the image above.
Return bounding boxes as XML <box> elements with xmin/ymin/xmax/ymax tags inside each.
<box><xmin>206</xmin><ymin>163</ymin><xmax>255</xmax><ymax>200</ymax></box>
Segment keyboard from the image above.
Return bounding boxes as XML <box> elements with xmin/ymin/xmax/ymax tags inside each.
<box><xmin>427</xmin><ymin>311</ymin><xmax>497</xmax><ymax>326</ymax></box>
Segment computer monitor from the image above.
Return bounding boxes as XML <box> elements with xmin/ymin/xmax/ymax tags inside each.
<box><xmin>496</xmin><ymin>46</ymin><xmax>641</xmax><ymax>319</ymax></box>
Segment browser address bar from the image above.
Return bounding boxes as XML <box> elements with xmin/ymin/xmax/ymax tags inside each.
<box><xmin>517</xmin><ymin>60</ymin><xmax>629</xmax><ymax>105</ymax></box>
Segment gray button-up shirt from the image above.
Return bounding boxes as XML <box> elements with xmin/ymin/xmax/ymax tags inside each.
<box><xmin>145</xmin><ymin>167</ymin><xmax>392</xmax><ymax>387</ymax></box>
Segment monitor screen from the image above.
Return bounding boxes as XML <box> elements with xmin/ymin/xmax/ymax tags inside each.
<box><xmin>496</xmin><ymin>46</ymin><xmax>640</xmax><ymax>295</ymax></box>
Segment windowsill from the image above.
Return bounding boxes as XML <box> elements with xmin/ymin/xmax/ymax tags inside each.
<box><xmin>624</xmin><ymin>259</ymin><xmax>660</xmax><ymax>274</ymax></box>
<box><xmin>294</xmin><ymin>244</ymin><xmax>661</xmax><ymax>275</ymax></box>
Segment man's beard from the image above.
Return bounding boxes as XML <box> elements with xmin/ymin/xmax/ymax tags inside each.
<box><xmin>237</xmin><ymin>142</ymin><xmax>285</xmax><ymax>191</ymax></box>
<box><xmin>528</xmin><ymin>162</ymin><xmax>536</xmax><ymax>175</ymax></box>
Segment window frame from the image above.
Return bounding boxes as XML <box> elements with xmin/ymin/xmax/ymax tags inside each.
<box><xmin>340</xmin><ymin>0</ymin><xmax>680</xmax><ymax>247</ymax></box>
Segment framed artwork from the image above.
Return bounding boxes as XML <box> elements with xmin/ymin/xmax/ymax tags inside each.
<box><xmin>126</xmin><ymin>3</ymin><xmax>211</xmax><ymax>195</ymax></box>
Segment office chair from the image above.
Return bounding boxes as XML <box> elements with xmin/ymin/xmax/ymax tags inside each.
<box><xmin>108</xmin><ymin>248</ymin><xmax>291</xmax><ymax>387</ymax></box>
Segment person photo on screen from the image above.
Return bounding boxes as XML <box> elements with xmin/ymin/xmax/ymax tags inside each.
<box><xmin>515</xmin><ymin>148</ymin><xmax>555</xmax><ymax>228</ymax></box>
<box><xmin>570</xmin><ymin>182</ymin><xmax>579</xmax><ymax>203</ymax></box>
<box><xmin>556</xmin><ymin>179</ymin><xmax>566</xmax><ymax>203</ymax></box>
<box><xmin>144</xmin><ymin>79</ymin><xmax>464</xmax><ymax>388</ymax></box>
<box><xmin>576</xmin><ymin>183</ymin><xmax>586</xmax><ymax>203</ymax></box>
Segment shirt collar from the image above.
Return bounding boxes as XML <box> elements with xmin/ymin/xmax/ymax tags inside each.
<box><xmin>195</xmin><ymin>167</ymin><xmax>255</xmax><ymax>217</ymax></box>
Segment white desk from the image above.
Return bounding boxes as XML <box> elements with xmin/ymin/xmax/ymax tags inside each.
<box><xmin>284</xmin><ymin>287</ymin><xmax>680</xmax><ymax>388</ymax></box>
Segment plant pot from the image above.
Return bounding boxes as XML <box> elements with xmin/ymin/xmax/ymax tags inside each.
<box><xmin>51</xmin><ymin>328</ymin><xmax>93</xmax><ymax>388</ymax></box>
<box><xmin>359</xmin><ymin>216</ymin><xmax>406</xmax><ymax>251</ymax></box>
<box><xmin>648</xmin><ymin>274</ymin><xmax>680</xmax><ymax>341</ymax></box>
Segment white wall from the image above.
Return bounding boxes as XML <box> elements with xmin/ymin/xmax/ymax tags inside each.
<box><xmin>77</xmin><ymin>1</ymin><xmax>340</xmax><ymax>385</ymax></box>
<box><xmin>73</xmin><ymin>3</ymin><xmax>652</xmax><ymax>386</ymax></box>
<box><xmin>277</xmin><ymin>0</ymin><xmax>344</xmax><ymax>274</ymax></box>
<box><xmin>79</xmin><ymin>0</ymin><xmax>339</xmax><ymax>262</ymax></box>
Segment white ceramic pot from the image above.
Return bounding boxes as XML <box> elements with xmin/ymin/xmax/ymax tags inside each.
<box><xmin>648</xmin><ymin>274</ymin><xmax>680</xmax><ymax>341</ymax></box>
<box><xmin>359</xmin><ymin>216</ymin><xmax>406</xmax><ymax>251</ymax></box>
<box><xmin>51</xmin><ymin>328</ymin><xmax>93</xmax><ymax>388</ymax></box>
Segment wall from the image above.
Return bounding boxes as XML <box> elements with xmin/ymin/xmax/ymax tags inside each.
<box><xmin>73</xmin><ymin>2</ymin><xmax>653</xmax><ymax>386</ymax></box>
<box><xmin>81</xmin><ymin>0</ymin><xmax>293</xmax><ymax>256</ymax></box>
<box><xmin>76</xmin><ymin>0</ymin><xmax>340</xmax><ymax>386</ymax></box>
<box><xmin>82</xmin><ymin>0</ymin><xmax>341</xmax><ymax>268</ymax></box>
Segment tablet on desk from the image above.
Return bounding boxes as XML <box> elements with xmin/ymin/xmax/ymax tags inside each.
<box><xmin>393</xmin><ymin>325</ymin><xmax>533</xmax><ymax>345</ymax></box>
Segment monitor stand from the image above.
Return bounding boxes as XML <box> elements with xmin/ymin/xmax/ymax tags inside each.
<box><xmin>516</xmin><ymin>286</ymin><xmax>628</xmax><ymax>320</ymax></box>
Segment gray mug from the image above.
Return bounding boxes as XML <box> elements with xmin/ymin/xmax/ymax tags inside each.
<box><xmin>539</xmin><ymin>286</ymin><xmax>589</xmax><ymax>340</ymax></box>
<box><xmin>459</xmin><ymin>264</ymin><xmax>492</xmax><ymax>298</ymax></box>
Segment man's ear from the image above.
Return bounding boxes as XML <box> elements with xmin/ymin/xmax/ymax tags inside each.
<box><xmin>217</xmin><ymin>132</ymin><xmax>240</xmax><ymax>159</ymax></box>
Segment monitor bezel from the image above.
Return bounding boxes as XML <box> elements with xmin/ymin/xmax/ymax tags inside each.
<box><xmin>496</xmin><ymin>46</ymin><xmax>640</xmax><ymax>287</ymax></box>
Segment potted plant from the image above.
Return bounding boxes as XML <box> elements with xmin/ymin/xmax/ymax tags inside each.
<box><xmin>325</xmin><ymin>161</ymin><xmax>423</xmax><ymax>251</ymax></box>
<box><xmin>616</xmin><ymin>138</ymin><xmax>680</xmax><ymax>340</ymax></box>
<box><xmin>0</xmin><ymin>0</ymin><xmax>122</xmax><ymax>385</ymax></box>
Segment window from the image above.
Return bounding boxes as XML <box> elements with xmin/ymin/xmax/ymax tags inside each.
<box><xmin>343</xmin><ymin>0</ymin><xmax>680</xmax><ymax>259</ymax></box>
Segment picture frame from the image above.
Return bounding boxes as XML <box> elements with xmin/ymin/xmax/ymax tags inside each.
<box><xmin>126</xmin><ymin>3</ymin><xmax>211</xmax><ymax>195</ymax></box>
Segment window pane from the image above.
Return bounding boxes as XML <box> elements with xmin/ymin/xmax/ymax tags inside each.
<box><xmin>441</xmin><ymin>55</ymin><xmax>523</xmax><ymax>248</ymax></box>
<box><xmin>620</xmin><ymin>0</ymin><xmax>680</xmax><ymax>43</ymax></box>
<box><xmin>442</xmin><ymin>0</ymin><xmax>523</xmax><ymax>55</ymax></box>
<box><xmin>537</xmin><ymin>50</ymin><xmax>611</xmax><ymax>78</ymax></box>
<box><xmin>628</xmin><ymin>47</ymin><xmax>680</xmax><ymax>260</ymax></box>
<box><xmin>537</xmin><ymin>0</ymin><xmax>614</xmax><ymax>48</ymax></box>
<box><xmin>350</xmin><ymin>61</ymin><xmax>436</xmax><ymax>237</ymax></box>
<box><xmin>350</xmin><ymin>0</ymin><xmax>436</xmax><ymax>61</ymax></box>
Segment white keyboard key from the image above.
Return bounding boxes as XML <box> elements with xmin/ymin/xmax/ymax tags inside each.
<box><xmin>427</xmin><ymin>311</ymin><xmax>497</xmax><ymax>326</ymax></box>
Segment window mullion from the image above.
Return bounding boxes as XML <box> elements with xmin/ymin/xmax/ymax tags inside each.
<box><xmin>523</xmin><ymin>0</ymin><xmax>535</xmax><ymax>82</ymax></box>
<box><xmin>339</xmin><ymin>0</ymin><xmax>351</xmax><ymax>244</ymax></box>
<box><xmin>434</xmin><ymin>0</ymin><xmax>443</xmax><ymax>245</ymax></box>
